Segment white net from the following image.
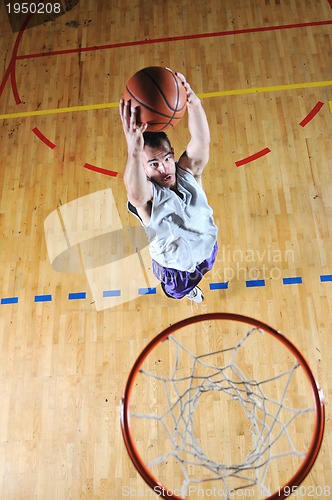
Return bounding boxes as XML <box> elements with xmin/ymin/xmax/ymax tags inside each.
<box><xmin>127</xmin><ymin>320</ymin><xmax>318</xmax><ymax>499</ymax></box>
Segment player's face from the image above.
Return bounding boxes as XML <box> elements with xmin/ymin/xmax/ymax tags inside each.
<box><xmin>142</xmin><ymin>141</ymin><xmax>176</xmax><ymax>188</ymax></box>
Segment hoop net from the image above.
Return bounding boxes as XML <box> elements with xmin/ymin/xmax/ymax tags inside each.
<box><xmin>121</xmin><ymin>314</ymin><xmax>324</xmax><ymax>499</ymax></box>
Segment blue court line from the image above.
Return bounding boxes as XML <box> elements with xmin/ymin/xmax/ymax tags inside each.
<box><xmin>68</xmin><ymin>292</ymin><xmax>86</xmax><ymax>300</ymax></box>
<box><xmin>210</xmin><ymin>282</ymin><xmax>229</xmax><ymax>290</ymax></box>
<box><xmin>34</xmin><ymin>294</ymin><xmax>52</xmax><ymax>302</ymax></box>
<box><xmin>1</xmin><ymin>297</ymin><xmax>19</xmax><ymax>304</ymax></box>
<box><xmin>320</xmin><ymin>274</ymin><xmax>332</xmax><ymax>282</ymax></box>
<box><xmin>246</xmin><ymin>279</ymin><xmax>266</xmax><ymax>288</ymax></box>
<box><xmin>103</xmin><ymin>289</ymin><xmax>121</xmax><ymax>297</ymax></box>
<box><xmin>1</xmin><ymin>273</ymin><xmax>331</xmax><ymax>305</ymax></box>
<box><xmin>282</xmin><ymin>277</ymin><xmax>302</xmax><ymax>285</ymax></box>
<box><xmin>138</xmin><ymin>287</ymin><xmax>157</xmax><ymax>295</ymax></box>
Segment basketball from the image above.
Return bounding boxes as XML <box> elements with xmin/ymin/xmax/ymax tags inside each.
<box><xmin>123</xmin><ymin>66</ymin><xmax>187</xmax><ymax>132</ymax></box>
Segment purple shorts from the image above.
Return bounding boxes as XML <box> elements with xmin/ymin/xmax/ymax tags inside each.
<box><xmin>152</xmin><ymin>242</ymin><xmax>218</xmax><ymax>299</ymax></box>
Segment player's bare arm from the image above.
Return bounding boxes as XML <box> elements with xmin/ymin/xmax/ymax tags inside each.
<box><xmin>176</xmin><ymin>73</ymin><xmax>210</xmax><ymax>183</ymax></box>
<box><xmin>120</xmin><ymin>99</ymin><xmax>153</xmax><ymax>222</ymax></box>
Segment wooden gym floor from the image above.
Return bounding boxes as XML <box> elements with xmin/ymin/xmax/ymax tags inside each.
<box><xmin>0</xmin><ymin>0</ymin><xmax>331</xmax><ymax>498</ymax></box>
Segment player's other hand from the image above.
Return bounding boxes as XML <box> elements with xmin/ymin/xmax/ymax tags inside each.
<box><xmin>119</xmin><ymin>99</ymin><xmax>148</xmax><ymax>153</ymax></box>
<box><xmin>175</xmin><ymin>72</ymin><xmax>201</xmax><ymax>107</ymax></box>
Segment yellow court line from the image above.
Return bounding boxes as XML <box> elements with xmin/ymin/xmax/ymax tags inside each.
<box><xmin>329</xmin><ymin>101</ymin><xmax>332</xmax><ymax>113</ymax></box>
<box><xmin>0</xmin><ymin>101</ymin><xmax>119</xmax><ymax>120</ymax></box>
<box><xmin>198</xmin><ymin>80</ymin><xmax>332</xmax><ymax>99</ymax></box>
<box><xmin>0</xmin><ymin>80</ymin><xmax>331</xmax><ymax>120</ymax></box>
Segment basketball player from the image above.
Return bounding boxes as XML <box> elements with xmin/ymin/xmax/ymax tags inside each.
<box><xmin>119</xmin><ymin>72</ymin><xmax>218</xmax><ymax>303</ymax></box>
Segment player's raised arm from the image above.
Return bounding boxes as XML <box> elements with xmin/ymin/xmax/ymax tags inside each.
<box><xmin>176</xmin><ymin>73</ymin><xmax>210</xmax><ymax>181</ymax></box>
<box><xmin>119</xmin><ymin>99</ymin><xmax>152</xmax><ymax>207</ymax></box>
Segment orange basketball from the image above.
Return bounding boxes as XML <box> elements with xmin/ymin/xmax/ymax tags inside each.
<box><xmin>123</xmin><ymin>67</ymin><xmax>187</xmax><ymax>132</ymax></box>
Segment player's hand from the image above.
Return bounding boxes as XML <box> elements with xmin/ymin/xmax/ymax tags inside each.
<box><xmin>119</xmin><ymin>99</ymin><xmax>148</xmax><ymax>153</ymax></box>
<box><xmin>175</xmin><ymin>72</ymin><xmax>201</xmax><ymax>107</ymax></box>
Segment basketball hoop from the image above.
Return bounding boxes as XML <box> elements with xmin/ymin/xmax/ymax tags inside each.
<box><xmin>120</xmin><ymin>313</ymin><xmax>325</xmax><ymax>499</ymax></box>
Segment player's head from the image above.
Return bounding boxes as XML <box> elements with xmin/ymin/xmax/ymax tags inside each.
<box><xmin>143</xmin><ymin>131</ymin><xmax>171</xmax><ymax>149</ymax></box>
<box><xmin>142</xmin><ymin>132</ymin><xmax>176</xmax><ymax>188</ymax></box>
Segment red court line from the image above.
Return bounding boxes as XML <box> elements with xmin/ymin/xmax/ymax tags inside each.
<box><xmin>328</xmin><ymin>0</ymin><xmax>332</xmax><ymax>9</ymax></box>
<box><xmin>235</xmin><ymin>147</ymin><xmax>271</xmax><ymax>167</ymax></box>
<box><xmin>10</xmin><ymin>63</ymin><xmax>20</xmax><ymax>104</ymax></box>
<box><xmin>15</xmin><ymin>20</ymin><xmax>332</xmax><ymax>60</ymax></box>
<box><xmin>0</xmin><ymin>63</ymin><xmax>14</xmax><ymax>101</ymax></box>
<box><xmin>32</xmin><ymin>127</ymin><xmax>56</xmax><ymax>149</ymax></box>
<box><xmin>0</xmin><ymin>14</ymin><xmax>33</xmax><ymax>103</ymax></box>
<box><xmin>300</xmin><ymin>101</ymin><xmax>324</xmax><ymax>127</ymax></box>
<box><xmin>83</xmin><ymin>163</ymin><xmax>118</xmax><ymax>177</ymax></box>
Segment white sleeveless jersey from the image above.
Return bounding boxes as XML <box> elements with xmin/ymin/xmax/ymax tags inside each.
<box><xmin>137</xmin><ymin>166</ymin><xmax>218</xmax><ymax>272</ymax></box>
